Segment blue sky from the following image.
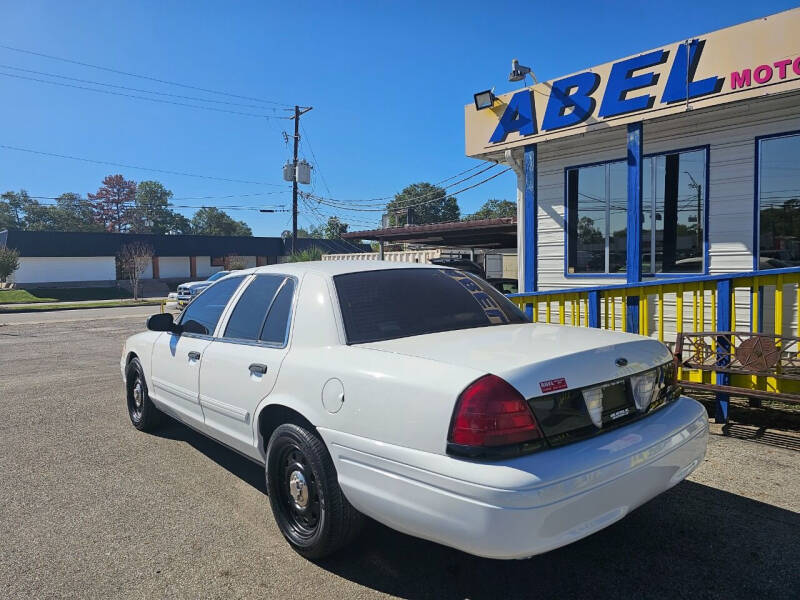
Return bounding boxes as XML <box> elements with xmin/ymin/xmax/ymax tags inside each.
<box><xmin>1</xmin><ymin>0</ymin><xmax>797</xmax><ymax>236</ymax></box>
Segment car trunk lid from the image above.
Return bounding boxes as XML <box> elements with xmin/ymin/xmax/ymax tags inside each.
<box><xmin>359</xmin><ymin>323</ymin><xmax>672</xmax><ymax>400</ymax></box>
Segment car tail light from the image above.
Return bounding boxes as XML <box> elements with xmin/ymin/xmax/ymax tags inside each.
<box><xmin>630</xmin><ymin>368</ymin><xmax>660</xmax><ymax>412</ymax></box>
<box><xmin>447</xmin><ymin>375</ymin><xmax>543</xmax><ymax>458</ymax></box>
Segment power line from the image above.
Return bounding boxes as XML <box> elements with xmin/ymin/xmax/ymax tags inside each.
<box><xmin>306</xmin><ymin>168</ymin><xmax>512</xmax><ymax>213</ymax></box>
<box><xmin>0</xmin><ymin>71</ymin><xmax>287</xmax><ymax>119</ymax></box>
<box><xmin>300</xmin><ymin>122</ymin><xmax>332</xmax><ymax>197</ymax></box>
<box><xmin>309</xmin><ymin>162</ymin><xmax>501</xmax><ymax>209</ymax></box>
<box><xmin>0</xmin><ymin>144</ymin><xmax>286</xmax><ymax>186</ymax></box>
<box><xmin>0</xmin><ymin>63</ymin><xmax>287</xmax><ymax>111</ymax></box>
<box><xmin>0</xmin><ymin>43</ymin><xmax>295</xmax><ymax>107</ymax></box>
<box><xmin>30</xmin><ymin>199</ymin><xmax>290</xmax><ymax>212</ymax></box>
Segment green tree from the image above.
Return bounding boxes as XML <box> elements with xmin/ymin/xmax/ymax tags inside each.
<box><xmin>1</xmin><ymin>190</ymin><xmax>34</xmax><ymax>229</ymax></box>
<box><xmin>385</xmin><ymin>182</ymin><xmax>460</xmax><ymax>226</ymax></box>
<box><xmin>577</xmin><ymin>216</ymin><xmax>603</xmax><ymax>243</ymax></box>
<box><xmin>321</xmin><ymin>217</ymin><xmax>348</xmax><ymax>239</ymax></box>
<box><xmin>0</xmin><ymin>246</ymin><xmax>20</xmax><ymax>282</ymax></box>
<box><xmin>20</xmin><ymin>201</ymin><xmax>60</xmax><ymax>231</ymax></box>
<box><xmin>0</xmin><ymin>201</ymin><xmax>13</xmax><ymax>230</ymax></box>
<box><xmin>468</xmin><ymin>198</ymin><xmax>516</xmax><ymax>220</ymax></box>
<box><xmin>53</xmin><ymin>193</ymin><xmax>104</xmax><ymax>231</ymax></box>
<box><xmin>190</xmin><ymin>207</ymin><xmax>252</xmax><ymax>236</ymax></box>
<box><xmin>131</xmin><ymin>181</ymin><xmax>191</xmax><ymax>234</ymax></box>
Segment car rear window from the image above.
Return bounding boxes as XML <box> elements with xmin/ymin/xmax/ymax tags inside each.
<box><xmin>334</xmin><ymin>268</ymin><xmax>527</xmax><ymax>344</ymax></box>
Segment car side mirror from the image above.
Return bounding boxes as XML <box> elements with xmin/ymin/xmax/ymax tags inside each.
<box><xmin>147</xmin><ymin>312</ymin><xmax>179</xmax><ymax>333</ymax></box>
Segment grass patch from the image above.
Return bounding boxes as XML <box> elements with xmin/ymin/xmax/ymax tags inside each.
<box><xmin>0</xmin><ymin>299</ymin><xmax>161</xmax><ymax>313</ymax></box>
<box><xmin>0</xmin><ymin>287</ymin><xmax>133</xmax><ymax>304</ymax></box>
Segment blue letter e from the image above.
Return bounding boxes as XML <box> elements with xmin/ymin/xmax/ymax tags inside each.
<box><xmin>489</xmin><ymin>90</ymin><xmax>536</xmax><ymax>143</ymax></box>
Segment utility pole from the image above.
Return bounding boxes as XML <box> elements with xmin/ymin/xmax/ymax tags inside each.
<box><xmin>290</xmin><ymin>105</ymin><xmax>313</xmax><ymax>253</ymax></box>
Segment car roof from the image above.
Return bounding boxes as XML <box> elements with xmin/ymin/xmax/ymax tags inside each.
<box><xmin>221</xmin><ymin>260</ymin><xmax>449</xmax><ymax>280</ymax></box>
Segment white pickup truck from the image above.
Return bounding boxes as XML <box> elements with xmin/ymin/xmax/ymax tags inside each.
<box><xmin>175</xmin><ymin>270</ymin><xmax>230</xmax><ymax>307</ymax></box>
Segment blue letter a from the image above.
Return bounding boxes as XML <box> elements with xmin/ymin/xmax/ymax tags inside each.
<box><xmin>489</xmin><ymin>90</ymin><xmax>536</xmax><ymax>143</ymax></box>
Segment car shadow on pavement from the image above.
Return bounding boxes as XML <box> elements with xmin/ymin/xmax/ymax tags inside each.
<box><xmin>153</xmin><ymin>418</ymin><xmax>799</xmax><ymax>600</ymax></box>
<box><xmin>154</xmin><ymin>417</ymin><xmax>267</xmax><ymax>494</ymax></box>
<box><xmin>317</xmin><ymin>482</ymin><xmax>800</xmax><ymax>600</ymax></box>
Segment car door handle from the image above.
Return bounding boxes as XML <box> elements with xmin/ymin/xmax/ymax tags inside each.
<box><xmin>249</xmin><ymin>363</ymin><xmax>268</xmax><ymax>375</ymax></box>
<box><xmin>188</xmin><ymin>351</ymin><xmax>201</xmax><ymax>361</ymax></box>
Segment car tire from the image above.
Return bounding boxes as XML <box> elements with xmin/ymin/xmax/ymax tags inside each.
<box><xmin>125</xmin><ymin>357</ymin><xmax>162</xmax><ymax>432</ymax></box>
<box><xmin>266</xmin><ymin>423</ymin><xmax>363</xmax><ymax>559</ymax></box>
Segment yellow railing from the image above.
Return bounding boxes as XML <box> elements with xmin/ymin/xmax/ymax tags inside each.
<box><xmin>508</xmin><ymin>268</ymin><xmax>800</xmax><ymax>401</ymax></box>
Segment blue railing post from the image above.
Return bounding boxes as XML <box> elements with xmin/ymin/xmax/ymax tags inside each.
<box><xmin>625</xmin><ymin>123</ymin><xmax>643</xmax><ymax>334</ymax></box>
<box><xmin>715</xmin><ymin>278</ymin><xmax>732</xmax><ymax>423</ymax></box>
<box><xmin>588</xmin><ymin>290</ymin><xmax>601</xmax><ymax>328</ymax></box>
<box><xmin>523</xmin><ymin>144</ymin><xmax>537</xmax><ymax>320</ymax></box>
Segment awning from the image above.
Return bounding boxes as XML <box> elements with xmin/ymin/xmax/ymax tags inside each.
<box><xmin>343</xmin><ymin>217</ymin><xmax>516</xmax><ymax>249</ymax></box>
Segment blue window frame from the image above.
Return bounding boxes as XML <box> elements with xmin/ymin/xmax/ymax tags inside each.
<box><xmin>755</xmin><ymin>130</ymin><xmax>800</xmax><ymax>270</ymax></box>
<box><xmin>565</xmin><ymin>145</ymin><xmax>709</xmax><ymax>278</ymax></box>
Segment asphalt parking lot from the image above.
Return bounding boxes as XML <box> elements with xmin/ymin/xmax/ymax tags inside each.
<box><xmin>1</xmin><ymin>307</ymin><xmax>798</xmax><ymax>599</ymax></box>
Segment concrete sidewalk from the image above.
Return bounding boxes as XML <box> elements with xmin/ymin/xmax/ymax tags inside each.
<box><xmin>0</xmin><ymin>303</ymin><xmax>176</xmax><ymax>325</ymax></box>
<box><xmin>0</xmin><ymin>297</ymin><xmax>168</xmax><ymax>310</ymax></box>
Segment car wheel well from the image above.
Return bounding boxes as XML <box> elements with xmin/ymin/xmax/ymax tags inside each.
<box><xmin>259</xmin><ymin>405</ymin><xmax>315</xmax><ymax>450</ymax></box>
<box><xmin>125</xmin><ymin>352</ymin><xmax>138</xmax><ymax>366</ymax></box>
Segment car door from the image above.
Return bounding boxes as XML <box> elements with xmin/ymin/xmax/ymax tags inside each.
<box><xmin>199</xmin><ymin>275</ymin><xmax>296</xmax><ymax>455</ymax></box>
<box><xmin>149</xmin><ymin>275</ymin><xmax>247</xmax><ymax>428</ymax></box>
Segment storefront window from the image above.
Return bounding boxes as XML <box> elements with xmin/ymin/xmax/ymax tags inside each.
<box><xmin>567</xmin><ymin>148</ymin><xmax>706</xmax><ymax>275</ymax></box>
<box><xmin>758</xmin><ymin>133</ymin><xmax>800</xmax><ymax>269</ymax></box>
<box><xmin>642</xmin><ymin>149</ymin><xmax>705</xmax><ymax>274</ymax></box>
<box><xmin>566</xmin><ymin>161</ymin><xmax>627</xmax><ymax>274</ymax></box>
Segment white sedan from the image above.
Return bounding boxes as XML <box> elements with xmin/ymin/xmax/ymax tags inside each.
<box><xmin>121</xmin><ymin>261</ymin><xmax>708</xmax><ymax>560</ymax></box>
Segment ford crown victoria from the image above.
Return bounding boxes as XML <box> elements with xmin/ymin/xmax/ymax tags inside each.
<box><xmin>121</xmin><ymin>261</ymin><xmax>708</xmax><ymax>559</ymax></box>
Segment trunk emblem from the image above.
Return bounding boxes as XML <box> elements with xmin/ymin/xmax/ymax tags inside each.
<box><xmin>615</xmin><ymin>357</ymin><xmax>628</xmax><ymax>367</ymax></box>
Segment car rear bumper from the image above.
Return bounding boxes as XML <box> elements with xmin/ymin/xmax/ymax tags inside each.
<box><xmin>321</xmin><ymin>396</ymin><xmax>708</xmax><ymax>559</ymax></box>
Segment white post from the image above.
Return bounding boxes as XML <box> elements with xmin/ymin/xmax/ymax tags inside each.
<box><xmin>505</xmin><ymin>149</ymin><xmax>527</xmax><ymax>289</ymax></box>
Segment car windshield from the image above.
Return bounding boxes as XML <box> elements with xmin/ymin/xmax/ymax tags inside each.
<box><xmin>207</xmin><ymin>271</ymin><xmax>228</xmax><ymax>282</ymax></box>
<box><xmin>334</xmin><ymin>268</ymin><xmax>527</xmax><ymax>344</ymax></box>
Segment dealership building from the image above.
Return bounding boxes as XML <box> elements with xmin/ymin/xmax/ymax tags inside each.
<box><xmin>0</xmin><ymin>230</ymin><xmax>365</xmax><ymax>286</ymax></box>
<box><xmin>465</xmin><ymin>8</ymin><xmax>800</xmax><ymax>295</ymax></box>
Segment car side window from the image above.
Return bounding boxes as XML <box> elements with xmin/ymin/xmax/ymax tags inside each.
<box><xmin>180</xmin><ymin>276</ymin><xmax>245</xmax><ymax>336</ymax></box>
<box><xmin>260</xmin><ymin>278</ymin><xmax>295</xmax><ymax>344</ymax></box>
<box><xmin>223</xmin><ymin>275</ymin><xmax>286</xmax><ymax>341</ymax></box>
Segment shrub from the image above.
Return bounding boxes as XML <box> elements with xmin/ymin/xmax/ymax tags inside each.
<box><xmin>0</xmin><ymin>246</ymin><xmax>20</xmax><ymax>283</ymax></box>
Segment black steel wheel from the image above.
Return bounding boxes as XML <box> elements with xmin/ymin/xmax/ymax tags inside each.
<box><xmin>266</xmin><ymin>423</ymin><xmax>363</xmax><ymax>559</ymax></box>
<box><xmin>125</xmin><ymin>357</ymin><xmax>162</xmax><ymax>432</ymax></box>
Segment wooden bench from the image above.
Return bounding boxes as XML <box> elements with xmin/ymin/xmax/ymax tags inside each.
<box><xmin>675</xmin><ymin>331</ymin><xmax>800</xmax><ymax>405</ymax></box>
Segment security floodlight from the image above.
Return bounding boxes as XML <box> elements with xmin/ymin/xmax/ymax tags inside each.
<box><xmin>473</xmin><ymin>89</ymin><xmax>496</xmax><ymax>110</ymax></box>
<box><xmin>509</xmin><ymin>58</ymin><xmax>535</xmax><ymax>83</ymax></box>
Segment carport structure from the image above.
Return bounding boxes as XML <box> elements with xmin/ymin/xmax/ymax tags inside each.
<box><xmin>343</xmin><ymin>217</ymin><xmax>516</xmax><ymax>259</ymax></box>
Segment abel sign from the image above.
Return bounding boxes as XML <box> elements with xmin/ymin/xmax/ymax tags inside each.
<box><xmin>465</xmin><ymin>8</ymin><xmax>800</xmax><ymax>157</ymax></box>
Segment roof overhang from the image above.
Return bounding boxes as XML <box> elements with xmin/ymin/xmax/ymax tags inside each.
<box><xmin>343</xmin><ymin>217</ymin><xmax>516</xmax><ymax>249</ymax></box>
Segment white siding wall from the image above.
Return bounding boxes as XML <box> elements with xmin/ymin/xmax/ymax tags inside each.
<box><xmin>159</xmin><ymin>257</ymin><xmax>190</xmax><ymax>279</ymax></box>
<box><xmin>534</xmin><ymin>93</ymin><xmax>800</xmax><ymax>291</ymax></box>
<box><xmin>11</xmin><ymin>257</ymin><xmax>116</xmax><ymax>284</ymax></box>
<box><xmin>196</xmin><ymin>256</ymin><xmax>211</xmax><ymax>278</ymax></box>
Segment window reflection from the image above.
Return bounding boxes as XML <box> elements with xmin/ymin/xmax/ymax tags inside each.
<box><xmin>642</xmin><ymin>149</ymin><xmax>705</xmax><ymax>273</ymax></box>
<box><xmin>759</xmin><ymin>133</ymin><xmax>800</xmax><ymax>269</ymax></box>
<box><xmin>567</xmin><ymin>149</ymin><xmax>705</xmax><ymax>276</ymax></box>
<box><xmin>566</xmin><ymin>161</ymin><xmax>626</xmax><ymax>274</ymax></box>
